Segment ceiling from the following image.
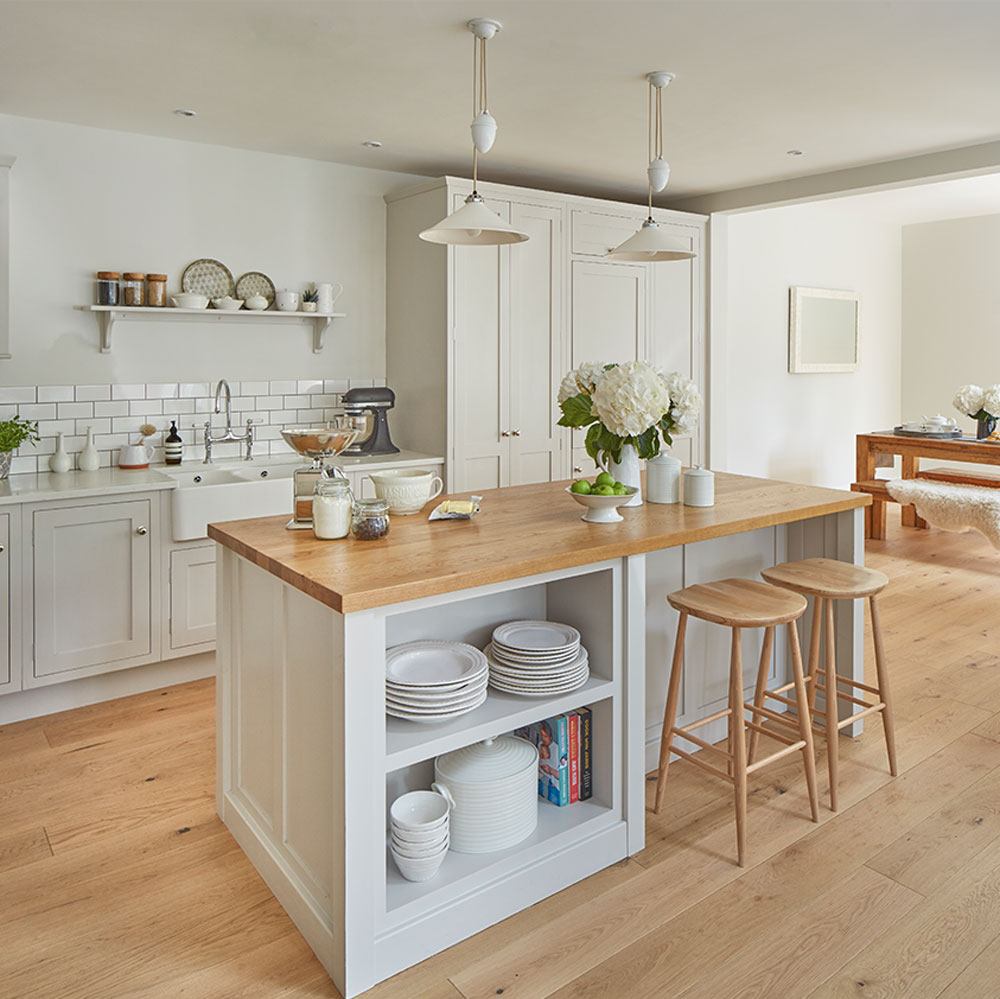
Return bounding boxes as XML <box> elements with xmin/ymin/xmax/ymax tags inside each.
<box><xmin>2</xmin><ymin>1</ymin><xmax>1000</xmax><ymax>203</ymax></box>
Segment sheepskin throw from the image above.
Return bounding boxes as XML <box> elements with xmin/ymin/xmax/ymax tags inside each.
<box><xmin>886</xmin><ymin>479</ymin><xmax>1000</xmax><ymax>549</ymax></box>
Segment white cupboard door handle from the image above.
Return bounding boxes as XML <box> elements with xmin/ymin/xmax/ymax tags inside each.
<box><xmin>136</xmin><ymin>526</ymin><xmax>147</xmax><ymax>536</ymax></box>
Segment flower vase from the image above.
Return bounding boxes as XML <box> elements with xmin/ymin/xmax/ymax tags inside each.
<box><xmin>608</xmin><ymin>443</ymin><xmax>642</xmax><ymax>506</ymax></box>
<box><xmin>977</xmin><ymin>417</ymin><xmax>997</xmax><ymax>440</ymax></box>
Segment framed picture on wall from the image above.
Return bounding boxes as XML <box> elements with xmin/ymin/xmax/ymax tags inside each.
<box><xmin>788</xmin><ymin>286</ymin><xmax>860</xmax><ymax>373</ymax></box>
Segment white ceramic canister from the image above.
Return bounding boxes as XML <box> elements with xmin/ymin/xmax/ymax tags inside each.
<box><xmin>274</xmin><ymin>289</ymin><xmax>300</xmax><ymax>312</ymax></box>
<box><xmin>646</xmin><ymin>453</ymin><xmax>682</xmax><ymax>504</ymax></box>
<box><xmin>683</xmin><ymin>465</ymin><xmax>715</xmax><ymax>507</ymax></box>
<box><xmin>433</xmin><ymin>736</ymin><xmax>539</xmax><ymax>854</ymax></box>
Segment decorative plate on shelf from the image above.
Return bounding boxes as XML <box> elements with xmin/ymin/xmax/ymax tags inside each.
<box><xmin>181</xmin><ymin>258</ymin><xmax>235</xmax><ymax>299</ymax></box>
<box><xmin>235</xmin><ymin>271</ymin><xmax>276</xmax><ymax>307</ymax></box>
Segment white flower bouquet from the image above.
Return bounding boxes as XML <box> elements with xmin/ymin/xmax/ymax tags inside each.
<box><xmin>557</xmin><ymin>359</ymin><xmax>701</xmax><ymax>465</ymax></box>
<box><xmin>953</xmin><ymin>383</ymin><xmax>1000</xmax><ymax>421</ymax></box>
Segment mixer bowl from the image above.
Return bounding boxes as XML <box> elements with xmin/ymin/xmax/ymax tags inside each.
<box><xmin>281</xmin><ymin>418</ymin><xmax>362</xmax><ymax>464</ymax></box>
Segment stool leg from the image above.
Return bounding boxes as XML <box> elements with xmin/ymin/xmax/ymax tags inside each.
<box><xmin>730</xmin><ymin>627</ymin><xmax>748</xmax><ymax>867</ymax></box>
<box><xmin>824</xmin><ymin>598</ymin><xmax>840</xmax><ymax>811</ymax></box>
<box><xmin>654</xmin><ymin>612</ymin><xmax>688</xmax><ymax>814</ymax></box>
<box><xmin>747</xmin><ymin>626</ymin><xmax>775</xmax><ymax>765</ymax></box>
<box><xmin>788</xmin><ymin>621</ymin><xmax>819</xmax><ymax>822</ymax></box>
<box><xmin>869</xmin><ymin>595</ymin><xmax>898</xmax><ymax>777</ymax></box>
<box><xmin>806</xmin><ymin>598</ymin><xmax>823</xmax><ymax>715</ymax></box>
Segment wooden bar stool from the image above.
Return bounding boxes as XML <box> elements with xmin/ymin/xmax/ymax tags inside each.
<box><xmin>760</xmin><ymin>557</ymin><xmax>897</xmax><ymax>812</ymax></box>
<box><xmin>654</xmin><ymin>578</ymin><xmax>819</xmax><ymax>867</ymax></box>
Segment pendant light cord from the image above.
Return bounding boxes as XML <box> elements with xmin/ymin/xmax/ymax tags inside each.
<box><xmin>471</xmin><ymin>33</ymin><xmax>490</xmax><ymax>195</ymax></box>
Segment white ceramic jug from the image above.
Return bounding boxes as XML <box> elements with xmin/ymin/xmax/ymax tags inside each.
<box><xmin>119</xmin><ymin>443</ymin><xmax>153</xmax><ymax>469</ymax></box>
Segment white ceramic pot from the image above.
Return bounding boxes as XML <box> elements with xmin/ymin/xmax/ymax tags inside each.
<box><xmin>274</xmin><ymin>289</ymin><xmax>300</xmax><ymax>312</ymax></box>
<box><xmin>607</xmin><ymin>443</ymin><xmax>642</xmax><ymax>506</ymax></box>
<box><xmin>245</xmin><ymin>294</ymin><xmax>268</xmax><ymax>311</ymax></box>
<box><xmin>646</xmin><ymin>453</ymin><xmax>681</xmax><ymax>504</ymax></box>
<box><xmin>119</xmin><ymin>443</ymin><xmax>154</xmax><ymax>469</ymax></box>
<box><xmin>683</xmin><ymin>465</ymin><xmax>715</xmax><ymax>507</ymax></box>
<box><xmin>367</xmin><ymin>469</ymin><xmax>444</xmax><ymax>515</ymax></box>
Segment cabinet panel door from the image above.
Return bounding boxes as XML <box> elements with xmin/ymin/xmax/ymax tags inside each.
<box><xmin>509</xmin><ymin>201</ymin><xmax>565</xmax><ymax>486</ymax></box>
<box><xmin>33</xmin><ymin>500</ymin><xmax>152</xmax><ymax>677</ymax></box>
<box><xmin>452</xmin><ymin>195</ymin><xmax>511</xmax><ymax>492</ymax></box>
<box><xmin>170</xmin><ymin>546</ymin><xmax>217</xmax><ymax>650</ymax></box>
<box><xmin>571</xmin><ymin>260</ymin><xmax>647</xmax><ymax>366</ymax></box>
<box><xmin>0</xmin><ymin>513</ymin><xmax>9</xmax><ymax>689</ymax></box>
<box><xmin>571</xmin><ymin>209</ymin><xmax>645</xmax><ymax>257</ymax></box>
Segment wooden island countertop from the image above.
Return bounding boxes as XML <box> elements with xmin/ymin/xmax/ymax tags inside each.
<box><xmin>207</xmin><ymin>471</ymin><xmax>869</xmax><ymax>614</ymax></box>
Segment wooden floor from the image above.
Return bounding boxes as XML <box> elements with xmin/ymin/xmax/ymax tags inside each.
<box><xmin>4</xmin><ymin>520</ymin><xmax>1000</xmax><ymax>998</ymax></box>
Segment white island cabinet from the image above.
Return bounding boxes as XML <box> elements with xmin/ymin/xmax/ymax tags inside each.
<box><xmin>210</xmin><ymin>472</ymin><xmax>869</xmax><ymax>998</ymax></box>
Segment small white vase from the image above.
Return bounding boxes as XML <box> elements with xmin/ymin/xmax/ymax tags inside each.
<box><xmin>49</xmin><ymin>432</ymin><xmax>71</xmax><ymax>473</ymax></box>
<box><xmin>79</xmin><ymin>426</ymin><xmax>100</xmax><ymax>472</ymax></box>
<box><xmin>608</xmin><ymin>443</ymin><xmax>642</xmax><ymax>506</ymax></box>
<box><xmin>647</xmin><ymin>452</ymin><xmax>681</xmax><ymax>504</ymax></box>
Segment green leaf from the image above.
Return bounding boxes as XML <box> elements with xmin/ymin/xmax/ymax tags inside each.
<box><xmin>659</xmin><ymin>414</ymin><xmax>675</xmax><ymax>448</ymax></box>
<box><xmin>584</xmin><ymin>422</ymin><xmax>603</xmax><ymax>461</ymax></box>
<box><xmin>635</xmin><ymin>426</ymin><xmax>660</xmax><ymax>460</ymax></box>
<box><xmin>557</xmin><ymin>393</ymin><xmax>596</xmax><ymax>428</ymax></box>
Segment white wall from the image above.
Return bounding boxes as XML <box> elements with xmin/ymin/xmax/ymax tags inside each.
<box><xmin>719</xmin><ymin>196</ymin><xmax>903</xmax><ymax>488</ymax></box>
<box><xmin>902</xmin><ymin>213</ymin><xmax>1000</xmax><ymax>424</ymax></box>
<box><xmin>0</xmin><ymin>113</ymin><xmax>425</xmax><ymax>386</ymax></box>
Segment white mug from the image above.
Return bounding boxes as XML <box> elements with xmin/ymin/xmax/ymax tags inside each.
<box><xmin>315</xmin><ymin>282</ymin><xmax>343</xmax><ymax>313</ymax></box>
<box><xmin>367</xmin><ymin>469</ymin><xmax>444</xmax><ymax>515</ymax></box>
<box><xmin>274</xmin><ymin>289</ymin><xmax>300</xmax><ymax>312</ymax></box>
<box><xmin>119</xmin><ymin>443</ymin><xmax>154</xmax><ymax>469</ymax></box>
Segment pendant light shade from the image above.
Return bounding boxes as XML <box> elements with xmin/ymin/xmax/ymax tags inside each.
<box><xmin>608</xmin><ymin>70</ymin><xmax>695</xmax><ymax>263</ymax></box>
<box><xmin>419</xmin><ymin>18</ymin><xmax>529</xmax><ymax>246</ymax></box>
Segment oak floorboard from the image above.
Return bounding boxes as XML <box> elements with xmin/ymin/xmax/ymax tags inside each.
<box><xmin>0</xmin><ymin>823</ymin><xmax>51</xmax><ymax>874</ymax></box>
<box><xmin>973</xmin><ymin>712</ymin><xmax>1000</xmax><ymax>743</ymax></box>
<box><xmin>936</xmin><ymin>933</ymin><xmax>1000</xmax><ymax>999</ymax></box>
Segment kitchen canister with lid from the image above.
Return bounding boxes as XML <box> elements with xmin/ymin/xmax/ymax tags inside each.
<box><xmin>433</xmin><ymin>736</ymin><xmax>539</xmax><ymax>854</ymax></box>
<box><xmin>646</xmin><ymin>453</ymin><xmax>682</xmax><ymax>504</ymax></box>
<box><xmin>683</xmin><ymin>465</ymin><xmax>715</xmax><ymax>507</ymax></box>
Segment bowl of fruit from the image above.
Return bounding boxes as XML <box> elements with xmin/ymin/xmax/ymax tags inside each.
<box><xmin>566</xmin><ymin>472</ymin><xmax>638</xmax><ymax>523</ymax></box>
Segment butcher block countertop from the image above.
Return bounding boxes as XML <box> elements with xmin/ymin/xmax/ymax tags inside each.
<box><xmin>207</xmin><ymin>471</ymin><xmax>869</xmax><ymax>614</ymax></box>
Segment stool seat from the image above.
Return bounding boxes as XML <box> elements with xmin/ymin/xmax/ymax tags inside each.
<box><xmin>761</xmin><ymin>557</ymin><xmax>888</xmax><ymax>599</ymax></box>
<box><xmin>667</xmin><ymin>578</ymin><xmax>807</xmax><ymax>628</ymax></box>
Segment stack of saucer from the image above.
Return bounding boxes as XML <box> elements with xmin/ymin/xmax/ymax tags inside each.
<box><xmin>389</xmin><ymin>789</ymin><xmax>450</xmax><ymax>882</ymax></box>
<box><xmin>385</xmin><ymin>641</ymin><xmax>489</xmax><ymax>723</ymax></box>
<box><xmin>485</xmin><ymin>620</ymin><xmax>589</xmax><ymax>697</ymax></box>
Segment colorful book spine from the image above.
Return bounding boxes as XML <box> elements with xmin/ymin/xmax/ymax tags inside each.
<box><xmin>551</xmin><ymin>714</ymin><xmax>570</xmax><ymax>805</ymax></box>
<box><xmin>578</xmin><ymin>706</ymin><xmax>593</xmax><ymax>801</ymax></box>
<box><xmin>568</xmin><ymin>712</ymin><xmax>580</xmax><ymax>803</ymax></box>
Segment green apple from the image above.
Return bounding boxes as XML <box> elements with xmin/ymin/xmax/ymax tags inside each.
<box><xmin>594</xmin><ymin>484</ymin><xmax>615</xmax><ymax>496</ymax></box>
<box><xmin>613</xmin><ymin>483</ymin><xmax>627</xmax><ymax>495</ymax></box>
<box><xmin>595</xmin><ymin>471</ymin><xmax>615</xmax><ymax>488</ymax></box>
<box><xmin>570</xmin><ymin>480</ymin><xmax>592</xmax><ymax>495</ymax></box>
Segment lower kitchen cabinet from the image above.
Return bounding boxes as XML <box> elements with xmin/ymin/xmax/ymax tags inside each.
<box><xmin>0</xmin><ymin>511</ymin><xmax>17</xmax><ymax>694</ymax></box>
<box><xmin>167</xmin><ymin>544</ymin><xmax>217</xmax><ymax>653</ymax></box>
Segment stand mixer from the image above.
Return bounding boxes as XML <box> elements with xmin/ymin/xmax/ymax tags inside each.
<box><xmin>341</xmin><ymin>387</ymin><xmax>400</xmax><ymax>455</ymax></box>
<box><xmin>281</xmin><ymin>417</ymin><xmax>363</xmax><ymax>529</ymax></box>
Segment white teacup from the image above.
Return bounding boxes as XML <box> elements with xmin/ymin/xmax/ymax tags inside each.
<box><xmin>367</xmin><ymin>469</ymin><xmax>444</xmax><ymax>515</ymax></box>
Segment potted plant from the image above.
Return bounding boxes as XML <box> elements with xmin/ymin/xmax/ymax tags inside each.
<box><xmin>302</xmin><ymin>288</ymin><xmax>320</xmax><ymax>313</ymax></box>
<box><xmin>954</xmin><ymin>384</ymin><xmax>1000</xmax><ymax>439</ymax></box>
<box><xmin>0</xmin><ymin>415</ymin><xmax>40</xmax><ymax>478</ymax></box>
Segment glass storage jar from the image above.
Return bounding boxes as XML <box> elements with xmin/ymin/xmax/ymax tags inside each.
<box><xmin>96</xmin><ymin>271</ymin><xmax>119</xmax><ymax>306</ymax></box>
<box><xmin>312</xmin><ymin>477</ymin><xmax>354</xmax><ymax>540</ymax></box>
<box><xmin>352</xmin><ymin>497</ymin><xmax>390</xmax><ymax>540</ymax></box>
<box><xmin>146</xmin><ymin>273</ymin><xmax>167</xmax><ymax>307</ymax></box>
<box><xmin>122</xmin><ymin>273</ymin><xmax>145</xmax><ymax>306</ymax></box>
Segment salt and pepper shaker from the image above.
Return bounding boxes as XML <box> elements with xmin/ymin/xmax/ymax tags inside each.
<box><xmin>683</xmin><ymin>465</ymin><xmax>715</xmax><ymax>507</ymax></box>
<box><xmin>646</xmin><ymin>453</ymin><xmax>682</xmax><ymax>504</ymax></box>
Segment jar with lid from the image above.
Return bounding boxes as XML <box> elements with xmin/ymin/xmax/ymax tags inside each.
<box><xmin>313</xmin><ymin>477</ymin><xmax>354</xmax><ymax>540</ymax></box>
<box><xmin>122</xmin><ymin>273</ymin><xmax>145</xmax><ymax>306</ymax></box>
<box><xmin>146</xmin><ymin>273</ymin><xmax>167</xmax><ymax>308</ymax></box>
<box><xmin>96</xmin><ymin>272</ymin><xmax>120</xmax><ymax>306</ymax></box>
<box><xmin>352</xmin><ymin>497</ymin><xmax>390</xmax><ymax>540</ymax></box>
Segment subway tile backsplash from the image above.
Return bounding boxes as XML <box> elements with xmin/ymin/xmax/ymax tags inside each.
<box><xmin>1</xmin><ymin>378</ymin><xmax>387</xmax><ymax>473</ymax></box>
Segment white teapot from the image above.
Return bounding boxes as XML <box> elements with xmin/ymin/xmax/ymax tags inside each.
<box><xmin>923</xmin><ymin>413</ymin><xmax>957</xmax><ymax>430</ymax></box>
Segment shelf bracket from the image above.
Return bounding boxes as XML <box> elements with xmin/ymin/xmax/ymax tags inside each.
<box><xmin>98</xmin><ymin>311</ymin><xmax>117</xmax><ymax>353</ymax></box>
<box><xmin>313</xmin><ymin>315</ymin><xmax>334</xmax><ymax>353</ymax></box>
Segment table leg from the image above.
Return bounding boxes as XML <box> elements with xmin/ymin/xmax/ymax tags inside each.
<box><xmin>900</xmin><ymin>455</ymin><xmax>926</xmax><ymax>529</ymax></box>
<box><xmin>856</xmin><ymin>436</ymin><xmax>876</xmax><ymax>539</ymax></box>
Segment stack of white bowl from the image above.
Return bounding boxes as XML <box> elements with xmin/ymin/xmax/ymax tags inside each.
<box><xmin>433</xmin><ymin>735</ymin><xmax>539</xmax><ymax>853</ymax></box>
<box><xmin>389</xmin><ymin>789</ymin><xmax>450</xmax><ymax>882</ymax></box>
<box><xmin>386</xmin><ymin>641</ymin><xmax>489</xmax><ymax>723</ymax></box>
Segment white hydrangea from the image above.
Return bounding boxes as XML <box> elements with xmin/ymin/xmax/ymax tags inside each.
<box><xmin>557</xmin><ymin>360</ymin><xmax>608</xmax><ymax>404</ymax></box>
<box><xmin>661</xmin><ymin>371</ymin><xmax>702</xmax><ymax>435</ymax></box>
<box><xmin>591</xmin><ymin>361</ymin><xmax>670</xmax><ymax>437</ymax></box>
<box><xmin>983</xmin><ymin>384</ymin><xmax>1000</xmax><ymax>418</ymax></box>
<box><xmin>954</xmin><ymin>384</ymin><xmax>985</xmax><ymax>417</ymax></box>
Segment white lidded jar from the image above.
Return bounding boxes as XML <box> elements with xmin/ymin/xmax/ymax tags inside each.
<box><xmin>683</xmin><ymin>465</ymin><xmax>715</xmax><ymax>507</ymax></box>
<box><xmin>646</xmin><ymin>453</ymin><xmax>682</xmax><ymax>504</ymax></box>
<box><xmin>433</xmin><ymin>736</ymin><xmax>539</xmax><ymax>854</ymax></box>
<box><xmin>312</xmin><ymin>476</ymin><xmax>353</xmax><ymax>540</ymax></box>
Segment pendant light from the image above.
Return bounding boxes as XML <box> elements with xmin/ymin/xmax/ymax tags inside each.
<box><xmin>420</xmin><ymin>18</ymin><xmax>529</xmax><ymax>246</ymax></box>
<box><xmin>608</xmin><ymin>71</ymin><xmax>695</xmax><ymax>262</ymax></box>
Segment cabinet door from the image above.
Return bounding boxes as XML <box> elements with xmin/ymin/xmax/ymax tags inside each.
<box><xmin>0</xmin><ymin>513</ymin><xmax>10</xmax><ymax>691</ymax></box>
<box><xmin>452</xmin><ymin>195</ymin><xmax>512</xmax><ymax>493</ymax></box>
<box><xmin>508</xmin><ymin>201</ymin><xmax>565</xmax><ymax>485</ymax></box>
<box><xmin>32</xmin><ymin>499</ymin><xmax>152</xmax><ymax>678</ymax></box>
<box><xmin>571</xmin><ymin>260</ymin><xmax>647</xmax><ymax>366</ymax></box>
<box><xmin>170</xmin><ymin>546</ymin><xmax>216</xmax><ymax>650</ymax></box>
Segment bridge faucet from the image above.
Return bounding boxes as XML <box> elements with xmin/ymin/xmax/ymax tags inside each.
<box><xmin>203</xmin><ymin>379</ymin><xmax>254</xmax><ymax>463</ymax></box>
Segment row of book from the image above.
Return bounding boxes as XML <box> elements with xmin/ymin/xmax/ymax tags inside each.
<box><xmin>515</xmin><ymin>707</ymin><xmax>593</xmax><ymax>806</ymax></box>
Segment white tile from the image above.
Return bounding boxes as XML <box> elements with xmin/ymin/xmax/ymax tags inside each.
<box><xmin>10</xmin><ymin>455</ymin><xmax>38</xmax><ymax>474</ymax></box>
<box><xmin>171</xmin><ymin>399</ymin><xmax>194</xmax><ymax>415</ymax></box>
<box><xmin>297</xmin><ymin>379</ymin><xmax>324</xmax><ymax>394</ymax></box>
<box><xmin>38</xmin><ymin>385</ymin><xmax>74</xmax><ymax>403</ymax></box>
<box><xmin>57</xmin><ymin>401</ymin><xmax>94</xmax><ymax>420</ymax></box>
<box><xmin>297</xmin><ymin>408</ymin><xmax>324</xmax><ymax>422</ymax></box>
<box><xmin>254</xmin><ymin>396</ymin><xmax>281</xmax><ymax>410</ymax></box>
<box><xmin>270</xmin><ymin>410</ymin><xmax>296</xmax><ymax>424</ymax></box>
<box><xmin>37</xmin><ymin>419</ymin><xmax>77</xmax><ymax>438</ymax></box>
<box><xmin>230</xmin><ymin>396</ymin><xmax>255</xmax><ymax>412</ymax></box>
<box><xmin>94</xmin><ymin>400</ymin><xmax>129</xmax><ymax>418</ymax></box>
<box><xmin>374</xmin><ymin>377</ymin><xmax>387</xmax><ymax>388</ymax></box>
<box><xmin>18</xmin><ymin>403</ymin><xmax>57</xmax><ymax>421</ymax></box>
<box><xmin>0</xmin><ymin>405</ymin><xmax>16</xmax><ymax>421</ymax></box>
<box><xmin>96</xmin><ymin>433</ymin><xmax>130</xmax><ymax>450</ymax></box>
<box><xmin>269</xmin><ymin>380</ymin><xmax>296</xmax><ymax>394</ymax></box>
<box><xmin>241</xmin><ymin>380</ymin><xmax>268</xmax><ymax>396</ymax></box>
<box><xmin>256</xmin><ymin>425</ymin><xmax>283</xmax><ymax>441</ymax></box>
<box><xmin>34</xmin><ymin>437</ymin><xmax>56</xmax><ymax>455</ymax></box>
<box><xmin>325</xmin><ymin>379</ymin><xmax>349</xmax><ymax>394</ymax></box>
<box><xmin>146</xmin><ymin>383</ymin><xmax>179</xmax><ymax>399</ymax></box>
<box><xmin>78</xmin><ymin>418</ymin><xmax>111</xmax><ymax>436</ymax></box>
<box><xmin>348</xmin><ymin>378</ymin><xmax>374</xmax><ymax>390</ymax></box>
<box><xmin>0</xmin><ymin>387</ymin><xmax>36</xmax><ymax>404</ymax></box>
<box><xmin>112</xmin><ymin>383</ymin><xmax>145</xmax><ymax>400</ymax></box>
<box><xmin>194</xmin><ymin>398</ymin><xmax>213</xmax><ymax>414</ymax></box>
<box><xmin>130</xmin><ymin>399</ymin><xmax>163</xmax><ymax>416</ymax></box>
<box><xmin>75</xmin><ymin>384</ymin><xmax>111</xmax><ymax>402</ymax></box>
<box><xmin>179</xmin><ymin>382</ymin><xmax>210</xmax><ymax>398</ymax></box>
<box><xmin>111</xmin><ymin>416</ymin><xmax>140</xmax><ymax>434</ymax></box>
<box><xmin>283</xmin><ymin>394</ymin><xmax>309</xmax><ymax>408</ymax></box>
<box><xmin>324</xmin><ymin>407</ymin><xmax>345</xmax><ymax>421</ymax></box>
<box><xmin>312</xmin><ymin>394</ymin><xmax>338</xmax><ymax>407</ymax></box>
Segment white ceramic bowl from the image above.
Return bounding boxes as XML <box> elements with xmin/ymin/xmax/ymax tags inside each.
<box><xmin>389</xmin><ymin>789</ymin><xmax>450</xmax><ymax>831</ymax></box>
<box><xmin>391</xmin><ymin>843</ymin><xmax>448</xmax><ymax>882</ymax></box>
<box><xmin>171</xmin><ymin>293</ymin><xmax>209</xmax><ymax>310</ymax></box>
<box><xmin>390</xmin><ymin>818</ymin><xmax>450</xmax><ymax>844</ymax></box>
<box><xmin>244</xmin><ymin>294</ymin><xmax>268</xmax><ymax>310</ymax></box>
<box><xmin>565</xmin><ymin>485</ymin><xmax>639</xmax><ymax>524</ymax></box>
<box><xmin>211</xmin><ymin>296</ymin><xmax>244</xmax><ymax>311</ymax></box>
<box><xmin>390</xmin><ymin>831</ymin><xmax>449</xmax><ymax>857</ymax></box>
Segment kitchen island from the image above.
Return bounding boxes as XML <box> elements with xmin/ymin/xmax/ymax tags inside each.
<box><xmin>208</xmin><ymin>472</ymin><xmax>869</xmax><ymax>998</ymax></box>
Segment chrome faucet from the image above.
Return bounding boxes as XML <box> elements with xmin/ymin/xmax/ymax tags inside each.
<box><xmin>204</xmin><ymin>379</ymin><xmax>254</xmax><ymax>463</ymax></box>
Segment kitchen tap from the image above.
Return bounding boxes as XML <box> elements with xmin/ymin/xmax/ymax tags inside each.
<box><xmin>204</xmin><ymin>378</ymin><xmax>254</xmax><ymax>463</ymax></box>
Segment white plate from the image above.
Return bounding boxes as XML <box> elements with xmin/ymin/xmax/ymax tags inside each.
<box><xmin>386</xmin><ymin>687</ymin><xmax>487</xmax><ymax>711</ymax></box>
<box><xmin>386</xmin><ymin>641</ymin><xmax>488</xmax><ymax>687</ymax></box>
<box><xmin>486</xmin><ymin>644</ymin><xmax>588</xmax><ymax>675</ymax></box>
<box><xmin>488</xmin><ymin>672</ymin><xmax>590</xmax><ymax>697</ymax></box>
<box><xmin>387</xmin><ymin>675</ymin><xmax>487</xmax><ymax>703</ymax></box>
<box><xmin>492</xmin><ymin>621</ymin><xmax>581</xmax><ymax>654</ymax></box>
<box><xmin>489</xmin><ymin>647</ymin><xmax>582</xmax><ymax>669</ymax></box>
<box><xmin>386</xmin><ymin>691</ymin><xmax>488</xmax><ymax>723</ymax></box>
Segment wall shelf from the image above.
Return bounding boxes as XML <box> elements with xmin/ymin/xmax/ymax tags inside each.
<box><xmin>76</xmin><ymin>305</ymin><xmax>347</xmax><ymax>354</ymax></box>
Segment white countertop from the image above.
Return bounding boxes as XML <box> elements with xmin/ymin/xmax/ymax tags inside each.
<box><xmin>0</xmin><ymin>450</ymin><xmax>443</xmax><ymax>506</ymax></box>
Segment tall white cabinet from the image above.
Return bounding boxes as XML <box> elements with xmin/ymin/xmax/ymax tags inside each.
<box><xmin>385</xmin><ymin>177</ymin><xmax>706</xmax><ymax>493</ymax></box>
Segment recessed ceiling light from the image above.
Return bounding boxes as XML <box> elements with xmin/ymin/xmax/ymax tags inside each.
<box><xmin>173</xmin><ymin>108</ymin><xmax>197</xmax><ymax>118</ymax></box>
<box><xmin>786</xmin><ymin>149</ymin><xmax>803</xmax><ymax>156</ymax></box>
<box><xmin>362</xmin><ymin>140</ymin><xmax>383</xmax><ymax>149</ymax></box>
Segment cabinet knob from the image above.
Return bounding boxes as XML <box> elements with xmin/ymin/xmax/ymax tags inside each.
<box><xmin>512</xmin><ymin>429</ymin><xmax>521</xmax><ymax>437</ymax></box>
<box><xmin>573</xmin><ymin>466</ymin><xmax>582</xmax><ymax>474</ymax></box>
<box><xmin>136</xmin><ymin>526</ymin><xmax>147</xmax><ymax>536</ymax></box>
<box><xmin>0</xmin><ymin>544</ymin><xmax>5</xmax><ymax>553</ymax></box>
<box><xmin>501</xmin><ymin>430</ymin><xmax>511</xmax><ymax>438</ymax></box>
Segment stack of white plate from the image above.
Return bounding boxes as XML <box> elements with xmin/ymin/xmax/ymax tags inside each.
<box><xmin>386</xmin><ymin>641</ymin><xmax>489</xmax><ymax>723</ymax></box>
<box><xmin>485</xmin><ymin>620</ymin><xmax>589</xmax><ymax>697</ymax></box>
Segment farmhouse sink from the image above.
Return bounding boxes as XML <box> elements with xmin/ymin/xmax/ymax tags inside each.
<box><xmin>164</xmin><ymin>462</ymin><xmax>294</xmax><ymax>541</ymax></box>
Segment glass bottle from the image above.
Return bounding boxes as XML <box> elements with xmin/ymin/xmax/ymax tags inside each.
<box><xmin>164</xmin><ymin>420</ymin><xmax>183</xmax><ymax>465</ymax></box>
<box><xmin>313</xmin><ymin>477</ymin><xmax>354</xmax><ymax>540</ymax></box>
<box><xmin>352</xmin><ymin>497</ymin><xmax>390</xmax><ymax>540</ymax></box>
